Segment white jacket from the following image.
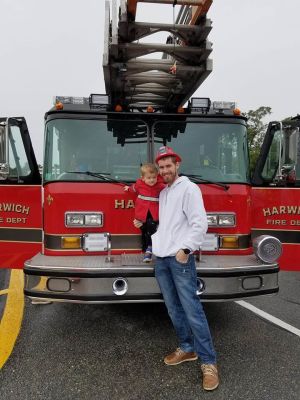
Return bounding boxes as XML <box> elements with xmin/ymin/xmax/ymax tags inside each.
<box><xmin>152</xmin><ymin>176</ymin><xmax>208</xmax><ymax>257</ymax></box>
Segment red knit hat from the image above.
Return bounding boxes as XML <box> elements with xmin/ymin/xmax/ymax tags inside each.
<box><xmin>155</xmin><ymin>146</ymin><xmax>182</xmax><ymax>163</ymax></box>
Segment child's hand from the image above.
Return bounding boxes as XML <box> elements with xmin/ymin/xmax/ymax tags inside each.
<box><xmin>133</xmin><ymin>219</ymin><xmax>143</xmax><ymax>228</ymax></box>
<box><xmin>124</xmin><ymin>185</ymin><xmax>130</xmax><ymax>191</ymax></box>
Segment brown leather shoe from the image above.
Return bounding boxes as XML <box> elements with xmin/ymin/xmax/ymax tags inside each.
<box><xmin>164</xmin><ymin>348</ymin><xmax>198</xmax><ymax>365</ymax></box>
<box><xmin>201</xmin><ymin>364</ymin><xmax>219</xmax><ymax>391</ymax></box>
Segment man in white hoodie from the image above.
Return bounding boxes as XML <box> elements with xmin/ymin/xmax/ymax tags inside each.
<box><xmin>152</xmin><ymin>146</ymin><xmax>219</xmax><ymax>392</ymax></box>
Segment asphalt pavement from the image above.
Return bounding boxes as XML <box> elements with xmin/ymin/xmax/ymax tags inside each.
<box><xmin>0</xmin><ymin>271</ymin><xmax>299</xmax><ymax>400</ymax></box>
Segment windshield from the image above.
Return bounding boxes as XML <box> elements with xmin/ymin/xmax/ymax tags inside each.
<box><xmin>153</xmin><ymin>121</ymin><xmax>249</xmax><ymax>183</ymax></box>
<box><xmin>44</xmin><ymin>118</ymin><xmax>148</xmax><ymax>182</ymax></box>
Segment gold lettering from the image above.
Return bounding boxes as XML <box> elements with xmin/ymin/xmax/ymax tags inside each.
<box><xmin>126</xmin><ymin>200</ymin><xmax>135</xmax><ymax>209</ymax></box>
<box><xmin>0</xmin><ymin>203</ymin><xmax>30</xmax><ymax>214</ymax></box>
<box><xmin>287</xmin><ymin>205</ymin><xmax>299</xmax><ymax>214</ymax></box>
<box><xmin>263</xmin><ymin>208</ymin><xmax>272</xmax><ymax>217</ymax></box>
<box><xmin>279</xmin><ymin>206</ymin><xmax>286</xmax><ymax>214</ymax></box>
<box><xmin>6</xmin><ymin>217</ymin><xmax>27</xmax><ymax>224</ymax></box>
<box><xmin>272</xmin><ymin>207</ymin><xmax>279</xmax><ymax>215</ymax></box>
<box><xmin>290</xmin><ymin>220</ymin><xmax>300</xmax><ymax>225</ymax></box>
<box><xmin>266</xmin><ymin>219</ymin><xmax>287</xmax><ymax>225</ymax></box>
<box><xmin>115</xmin><ymin>199</ymin><xmax>125</xmax><ymax>209</ymax></box>
<box><xmin>22</xmin><ymin>206</ymin><xmax>30</xmax><ymax>215</ymax></box>
<box><xmin>3</xmin><ymin>203</ymin><xmax>12</xmax><ymax>212</ymax></box>
<box><xmin>0</xmin><ymin>217</ymin><xmax>3</xmax><ymax>223</ymax></box>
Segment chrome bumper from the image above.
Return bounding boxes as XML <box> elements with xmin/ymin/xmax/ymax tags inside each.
<box><xmin>24</xmin><ymin>253</ymin><xmax>279</xmax><ymax>303</ymax></box>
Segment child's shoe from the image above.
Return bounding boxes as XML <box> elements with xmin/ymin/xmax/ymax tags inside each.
<box><xmin>143</xmin><ymin>252</ymin><xmax>152</xmax><ymax>263</ymax></box>
<box><xmin>143</xmin><ymin>247</ymin><xmax>152</xmax><ymax>263</ymax></box>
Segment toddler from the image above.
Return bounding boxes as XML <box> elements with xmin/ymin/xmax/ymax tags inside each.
<box><xmin>124</xmin><ymin>163</ymin><xmax>165</xmax><ymax>262</ymax></box>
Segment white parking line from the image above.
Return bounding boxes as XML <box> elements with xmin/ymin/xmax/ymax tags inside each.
<box><xmin>235</xmin><ymin>300</ymin><xmax>300</xmax><ymax>337</ymax></box>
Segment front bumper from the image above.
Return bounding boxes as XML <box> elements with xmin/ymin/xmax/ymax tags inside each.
<box><xmin>24</xmin><ymin>253</ymin><xmax>279</xmax><ymax>303</ymax></box>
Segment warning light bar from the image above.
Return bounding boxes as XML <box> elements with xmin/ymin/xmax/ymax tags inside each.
<box><xmin>53</xmin><ymin>95</ymin><xmax>110</xmax><ymax>110</ymax></box>
<box><xmin>54</xmin><ymin>96</ymin><xmax>89</xmax><ymax>105</ymax></box>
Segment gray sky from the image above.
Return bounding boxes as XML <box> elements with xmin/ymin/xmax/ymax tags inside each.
<box><xmin>1</xmin><ymin>0</ymin><xmax>300</xmax><ymax>162</ymax></box>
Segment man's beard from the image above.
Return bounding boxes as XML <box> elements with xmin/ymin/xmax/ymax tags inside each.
<box><xmin>162</xmin><ymin>171</ymin><xmax>176</xmax><ymax>184</ymax></box>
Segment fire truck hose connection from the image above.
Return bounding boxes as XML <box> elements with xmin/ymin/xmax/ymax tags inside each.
<box><xmin>252</xmin><ymin>235</ymin><xmax>282</xmax><ymax>264</ymax></box>
<box><xmin>112</xmin><ymin>278</ymin><xmax>129</xmax><ymax>296</ymax></box>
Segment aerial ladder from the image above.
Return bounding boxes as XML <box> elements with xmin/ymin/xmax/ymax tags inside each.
<box><xmin>103</xmin><ymin>0</ymin><xmax>213</xmax><ymax>111</ymax></box>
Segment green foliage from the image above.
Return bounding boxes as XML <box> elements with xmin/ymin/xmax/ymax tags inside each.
<box><xmin>243</xmin><ymin>106</ymin><xmax>272</xmax><ymax>173</ymax></box>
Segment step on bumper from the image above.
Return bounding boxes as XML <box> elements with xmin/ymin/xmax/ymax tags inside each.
<box><xmin>24</xmin><ymin>253</ymin><xmax>279</xmax><ymax>303</ymax></box>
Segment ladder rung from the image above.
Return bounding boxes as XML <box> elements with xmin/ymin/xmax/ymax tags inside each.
<box><xmin>119</xmin><ymin>20</ymin><xmax>212</xmax><ymax>44</ymax></box>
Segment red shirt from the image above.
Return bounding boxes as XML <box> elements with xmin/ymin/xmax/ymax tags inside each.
<box><xmin>128</xmin><ymin>176</ymin><xmax>165</xmax><ymax>222</ymax></box>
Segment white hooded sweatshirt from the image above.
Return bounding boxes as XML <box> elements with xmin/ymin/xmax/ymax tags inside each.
<box><xmin>152</xmin><ymin>176</ymin><xmax>208</xmax><ymax>257</ymax></box>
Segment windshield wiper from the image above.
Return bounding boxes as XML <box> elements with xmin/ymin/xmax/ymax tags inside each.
<box><xmin>66</xmin><ymin>171</ymin><xmax>124</xmax><ymax>184</ymax></box>
<box><xmin>181</xmin><ymin>174</ymin><xmax>229</xmax><ymax>191</ymax></box>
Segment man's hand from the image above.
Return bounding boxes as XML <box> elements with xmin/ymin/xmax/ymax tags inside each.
<box><xmin>175</xmin><ymin>249</ymin><xmax>189</xmax><ymax>264</ymax></box>
<box><xmin>133</xmin><ymin>219</ymin><xmax>143</xmax><ymax>228</ymax></box>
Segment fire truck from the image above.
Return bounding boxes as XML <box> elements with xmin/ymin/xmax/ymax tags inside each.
<box><xmin>0</xmin><ymin>0</ymin><xmax>286</xmax><ymax>303</ymax></box>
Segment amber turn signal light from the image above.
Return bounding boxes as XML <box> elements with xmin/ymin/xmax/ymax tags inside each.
<box><xmin>114</xmin><ymin>104</ymin><xmax>123</xmax><ymax>112</ymax></box>
<box><xmin>220</xmin><ymin>236</ymin><xmax>239</xmax><ymax>249</ymax></box>
<box><xmin>55</xmin><ymin>102</ymin><xmax>64</xmax><ymax>110</ymax></box>
<box><xmin>233</xmin><ymin>108</ymin><xmax>241</xmax><ymax>116</ymax></box>
<box><xmin>61</xmin><ymin>236</ymin><xmax>81</xmax><ymax>249</ymax></box>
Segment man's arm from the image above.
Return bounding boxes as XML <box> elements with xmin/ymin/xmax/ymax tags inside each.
<box><xmin>181</xmin><ymin>185</ymin><xmax>208</xmax><ymax>252</ymax></box>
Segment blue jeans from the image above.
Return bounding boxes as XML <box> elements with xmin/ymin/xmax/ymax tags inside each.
<box><xmin>155</xmin><ymin>255</ymin><xmax>217</xmax><ymax>364</ymax></box>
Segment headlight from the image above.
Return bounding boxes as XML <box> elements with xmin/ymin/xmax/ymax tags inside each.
<box><xmin>253</xmin><ymin>235</ymin><xmax>282</xmax><ymax>264</ymax></box>
<box><xmin>66</xmin><ymin>213</ymin><xmax>84</xmax><ymax>226</ymax></box>
<box><xmin>218</xmin><ymin>214</ymin><xmax>235</xmax><ymax>226</ymax></box>
<box><xmin>207</xmin><ymin>215</ymin><xmax>218</xmax><ymax>226</ymax></box>
<box><xmin>207</xmin><ymin>213</ymin><xmax>236</xmax><ymax>227</ymax></box>
<box><xmin>65</xmin><ymin>212</ymin><xmax>103</xmax><ymax>227</ymax></box>
<box><xmin>85</xmin><ymin>214</ymin><xmax>102</xmax><ymax>226</ymax></box>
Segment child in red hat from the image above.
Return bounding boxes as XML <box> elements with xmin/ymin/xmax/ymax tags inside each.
<box><xmin>124</xmin><ymin>163</ymin><xmax>165</xmax><ymax>262</ymax></box>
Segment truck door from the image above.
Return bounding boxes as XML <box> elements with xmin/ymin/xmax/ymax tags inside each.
<box><xmin>0</xmin><ymin>117</ymin><xmax>42</xmax><ymax>269</ymax></box>
<box><xmin>252</xmin><ymin>119</ymin><xmax>300</xmax><ymax>270</ymax></box>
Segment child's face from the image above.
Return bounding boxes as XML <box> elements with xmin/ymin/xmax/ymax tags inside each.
<box><xmin>142</xmin><ymin>172</ymin><xmax>158</xmax><ymax>186</ymax></box>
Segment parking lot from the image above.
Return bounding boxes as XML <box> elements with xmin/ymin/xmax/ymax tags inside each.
<box><xmin>0</xmin><ymin>270</ymin><xmax>299</xmax><ymax>400</ymax></box>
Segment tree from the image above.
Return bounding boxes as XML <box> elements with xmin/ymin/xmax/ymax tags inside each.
<box><xmin>243</xmin><ymin>106</ymin><xmax>272</xmax><ymax>173</ymax></box>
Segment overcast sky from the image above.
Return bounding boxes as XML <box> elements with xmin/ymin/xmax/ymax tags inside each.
<box><xmin>1</xmin><ymin>0</ymin><xmax>300</xmax><ymax>162</ymax></box>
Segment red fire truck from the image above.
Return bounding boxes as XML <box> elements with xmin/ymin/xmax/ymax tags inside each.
<box><xmin>0</xmin><ymin>0</ymin><xmax>289</xmax><ymax>303</ymax></box>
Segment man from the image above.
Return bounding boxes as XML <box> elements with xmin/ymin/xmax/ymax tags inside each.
<box><xmin>151</xmin><ymin>146</ymin><xmax>219</xmax><ymax>392</ymax></box>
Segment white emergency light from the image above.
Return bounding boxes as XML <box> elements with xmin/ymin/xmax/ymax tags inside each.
<box><xmin>212</xmin><ymin>101</ymin><xmax>236</xmax><ymax>112</ymax></box>
<box><xmin>89</xmin><ymin>94</ymin><xmax>110</xmax><ymax>109</ymax></box>
<box><xmin>190</xmin><ymin>97</ymin><xmax>211</xmax><ymax>113</ymax></box>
